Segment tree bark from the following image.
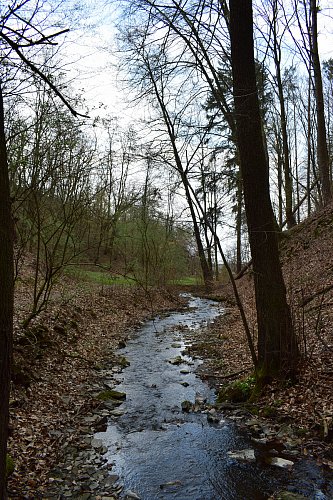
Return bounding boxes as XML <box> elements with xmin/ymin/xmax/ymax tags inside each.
<box><xmin>0</xmin><ymin>84</ymin><xmax>14</xmax><ymax>499</ymax></box>
<box><xmin>272</xmin><ymin>20</ymin><xmax>296</xmax><ymax>228</ymax></box>
<box><xmin>310</xmin><ymin>0</ymin><xmax>332</xmax><ymax>205</ymax></box>
<box><xmin>229</xmin><ymin>0</ymin><xmax>298</xmax><ymax>378</ymax></box>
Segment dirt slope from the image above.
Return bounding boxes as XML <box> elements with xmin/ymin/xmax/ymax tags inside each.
<box><xmin>193</xmin><ymin>203</ymin><xmax>333</xmax><ymax>462</ymax></box>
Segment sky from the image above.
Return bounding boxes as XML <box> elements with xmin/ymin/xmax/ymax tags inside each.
<box><xmin>64</xmin><ymin>0</ymin><xmax>333</xmax><ymax>119</ymax></box>
<box><xmin>61</xmin><ymin>1</ymin><xmax>135</xmax><ymax>123</ymax></box>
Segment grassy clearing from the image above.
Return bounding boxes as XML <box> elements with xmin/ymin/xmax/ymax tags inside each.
<box><xmin>169</xmin><ymin>276</ymin><xmax>203</xmax><ymax>286</ymax></box>
<box><xmin>65</xmin><ymin>267</ymin><xmax>203</xmax><ymax>287</ymax></box>
<box><xmin>65</xmin><ymin>267</ymin><xmax>136</xmax><ymax>286</ymax></box>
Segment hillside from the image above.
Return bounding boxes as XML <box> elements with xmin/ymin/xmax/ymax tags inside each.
<box><xmin>192</xmin><ymin>203</ymin><xmax>333</xmax><ymax>463</ymax></box>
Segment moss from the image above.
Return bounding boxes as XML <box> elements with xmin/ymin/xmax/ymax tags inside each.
<box><xmin>118</xmin><ymin>356</ymin><xmax>130</xmax><ymax>368</ymax></box>
<box><xmin>261</xmin><ymin>406</ymin><xmax>278</xmax><ymax>417</ymax></box>
<box><xmin>218</xmin><ymin>376</ymin><xmax>256</xmax><ymax>403</ymax></box>
<box><xmin>6</xmin><ymin>454</ymin><xmax>14</xmax><ymax>478</ymax></box>
<box><xmin>181</xmin><ymin>400</ymin><xmax>193</xmax><ymax>412</ymax></box>
<box><xmin>97</xmin><ymin>389</ymin><xmax>126</xmax><ymax>401</ymax></box>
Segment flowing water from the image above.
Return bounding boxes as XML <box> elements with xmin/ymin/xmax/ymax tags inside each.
<box><xmin>96</xmin><ymin>294</ymin><xmax>333</xmax><ymax>499</ymax></box>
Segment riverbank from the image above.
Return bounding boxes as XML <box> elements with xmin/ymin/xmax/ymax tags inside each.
<box><xmin>8</xmin><ymin>281</ymin><xmax>183</xmax><ymax>499</ymax></box>
<box><xmin>188</xmin><ymin>206</ymin><xmax>333</xmax><ymax>468</ymax></box>
<box><xmin>42</xmin><ymin>293</ymin><xmax>332</xmax><ymax>500</ymax></box>
<box><xmin>7</xmin><ymin>277</ymin><xmax>333</xmax><ymax>498</ymax></box>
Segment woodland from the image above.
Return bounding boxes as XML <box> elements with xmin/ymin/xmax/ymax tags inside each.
<box><xmin>0</xmin><ymin>0</ymin><xmax>333</xmax><ymax>498</ymax></box>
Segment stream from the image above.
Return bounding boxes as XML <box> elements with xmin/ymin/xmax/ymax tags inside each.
<box><xmin>96</xmin><ymin>294</ymin><xmax>333</xmax><ymax>499</ymax></box>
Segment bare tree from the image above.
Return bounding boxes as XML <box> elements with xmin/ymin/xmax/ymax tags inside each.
<box><xmin>309</xmin><ymin>0</ymin><xmax>332</xmax><ymax>204</ymax></box>
<box><xmin>119</xmin><ymin>27</ymin><xmax>214</xmax><ymax>289</ymax></box>
<box><xmin>0</xmin><ymin>2</ymin><xmax>85</xmax><ymax>493</ymax></box>
<box><xmin>0</xmin><ymin>83</ymin><xmax>14</xmax><ymax>500</ymax></box>
<box><xmin>230</xmin><ymin>0</ymin><xmax>299</xmax><ymax>380</ymax></box>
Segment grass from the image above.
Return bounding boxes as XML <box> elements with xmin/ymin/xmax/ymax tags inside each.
<box><xmin>66</xmin><ymin>267</ymin><xmax>203</xmax><ymax>288</ymax></box>
<box><xmin>169</xmin><ymin>276</ymin><xmax>203</xmax><ymax>285</ymax></box>
<box><xmin>65</xmin><ymin>267</ymin><xmax>136</xmax><ymax>286</ymax></box>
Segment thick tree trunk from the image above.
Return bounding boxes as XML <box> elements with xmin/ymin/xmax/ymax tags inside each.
<box><xmin>0</xmin><ymin>84</ymin><xmax>14</xmax><ymax>499</ymax></box>
<box><xmin>229</xmin><ymin>0</ymin><xmax>298</xmax><ymax>378</ymax></box>
<box><xmin>310</xmin><ymin>0</ymin><xmax>332</xmax><ymax>205</ymax></box>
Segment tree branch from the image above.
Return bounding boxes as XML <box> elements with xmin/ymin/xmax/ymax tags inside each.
<box><xmin>0</xmin><ymin>31</ymin><xmax>89</xmax><ymax>119</ymax></box>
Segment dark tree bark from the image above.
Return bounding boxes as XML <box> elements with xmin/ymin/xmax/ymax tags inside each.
<box><xmin>310</xmin><ymin>0</ymin><xmax>332</xmax><ymax>205</ymax></box>
<box><xmin>0</xmin><ymin>84</ymin><xmax>14</xmax><ymax>499</ymax></box>
<box><xmin>271</xmin><ymin>1</ymin><xmax>296</xmax><ymax>228</ymax></box>
<box><xmin>229</xmin><ymin>0</ymin><xmax>298</xmax><ymax>378</ymax></box>
<box><xmin>235</xmin><ymin>172</ymin><xmax>243</xmax><ymax>274</ymax></box>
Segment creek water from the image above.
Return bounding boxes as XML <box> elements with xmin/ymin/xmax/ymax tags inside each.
<box><xmin>96</xmin><ymin>295</ymin><xmax>333</xmax><ymax>499</ymax></box>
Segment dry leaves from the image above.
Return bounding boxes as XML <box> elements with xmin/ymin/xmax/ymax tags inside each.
<box><xmin>8</xmin><ymin>278</ymin><xmax>181</xmax><ymax>499</ymax></box>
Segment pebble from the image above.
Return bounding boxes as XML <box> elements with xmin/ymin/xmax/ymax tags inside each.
<box><xmin>124</xmin><ymin>490</ymin><xmax>141</xmax><ymax>499</ymax></box>
<box><xmin>268</xmin><ymin>457</ymin><xmax>294</xmax><ymax>468</ymax></box>
<box><xmin>227</xmin><ymin>448</ymin><xmax>256</xmax><ymax>462</ymax></box>
<box><xmin>44</xmin><ymin>404</ymin><xmax>121</xmax><ymax>498</ymax></box>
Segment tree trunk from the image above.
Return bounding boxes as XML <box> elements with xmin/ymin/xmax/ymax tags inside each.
<box><xmin>310</xmin><ymin>0</ymin><xmax>332</xmax><ymax>205</ymax></box>
<box><xmin>235</xmin><ymin>172</ymin><xmax>243</xmax><ymax>274</ymax></box>
<box><xmin>182</xmin><ymin>174</ymin><xmax>214</xmax><ymax>290</ymax></box>
<box><xmin>229</xmin><ymin>0</ymin><xmax>298</xmax><ymax>379</ymax></box>
<box><xmin>271</xmin><ymin>0</ymin><xmax>296</xmax><ymax>228</ymax></box>
<box><xmin>274</xmin><ymin>53</ymin><xmax>296</xmax><ymax>228</ymax></box>
<box><xmin>0</xmin><ymin>84</ymin><xmax>14</xmax><ymax>499</ymax></box>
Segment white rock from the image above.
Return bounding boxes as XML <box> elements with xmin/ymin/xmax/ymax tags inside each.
<box><xmin>124</xmin><ymin>490</ymin><xmax>141</xmax><ymax>499</ymax></box>
<box><xmin>268</xmin><ymin>456</ymin><xmax>294</xmax><ymax>468</ymax></box>
<box><xmin>227</xmin><ymin>448</ymin><xmax>256</xmax><ymax>462</ymax></box>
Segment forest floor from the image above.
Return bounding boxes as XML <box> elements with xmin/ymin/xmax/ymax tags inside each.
<box><xmin>7</xmin><ymin>204</ymin><xmax>333</xmax><ymax>498</ymax></box>
<box><xmin>8</xmin><ymin>279</ymin><xmax>185</xmax><ymax>498</ymax></box>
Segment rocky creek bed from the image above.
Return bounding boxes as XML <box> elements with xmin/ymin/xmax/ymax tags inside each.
<box><xmin>43</xmin><ymin>295</ymin><xmax>333</xmax><ymax>500</ymax></box>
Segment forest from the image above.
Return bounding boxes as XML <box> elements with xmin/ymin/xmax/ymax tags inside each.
<box><xmin>0</xmin><ymin>0</ymin><xmax>333</xmax><ymax>498</ymax></box>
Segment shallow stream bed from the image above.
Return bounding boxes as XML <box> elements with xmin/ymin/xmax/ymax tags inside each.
<box><xmin>96</xmin><ymin>294</ymin><xmax>333</xmax><ymax>499</ymax></box>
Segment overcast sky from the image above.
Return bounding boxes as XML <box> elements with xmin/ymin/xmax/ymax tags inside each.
<box><xmin>65</xmin><ymin>0</ymin><xmax>333</xmax><ymax>125</ymax></box>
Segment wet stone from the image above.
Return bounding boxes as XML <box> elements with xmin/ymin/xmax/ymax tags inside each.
<box><xmin>227</xmin><ymin>448</ymin><xmax>256</xmax><ymax>462</ymax></box>
<box><xmin>124</xmin><ymin>490</ymin><xmax>141</xmax><ymax>499</ymax></box>
<box><xmin>267</xmin><ymin>457</ymin><xmax>294</xmax><ymax>468</ymax></box>
<box><xmin>207</xmin><ymin>413</ymin><xmax>220</xmax><ymax>424</ymax></box>
<box><xmin>110</xmin><ymin>408</ymin><xmax>126</xmax><ymax>416</ymax></box>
